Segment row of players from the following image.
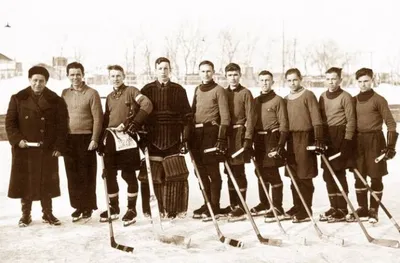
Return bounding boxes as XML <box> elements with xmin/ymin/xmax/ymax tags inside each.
<box><xmin>6</xmin><ymin>58</ymin><xmax>397</xmax><ymax>227</ymax></box>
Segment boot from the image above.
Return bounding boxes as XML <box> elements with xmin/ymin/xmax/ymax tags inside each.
<box><xmin>71</xmin><ymin>209</ymin><xmax>83</xmax><ymax>222</ymax></box>
<box><xmin>250</xmin><ymin>181</ymin><xmax>270</xmax><ymax>216</ymax></box>
<box><xmin>19</xmin><ymin>199</ymin><xmax>32</xmax><ymax>227</ymax></box>
<box><xmin>228</xmin><ymin>189</ymin><xmax>247</xmax><ymax>222</ymax></box>
<box><xmin>193</xmin><ymin>204</ymin><xmax>207</xmax><ymax>219</ymax></box>
<box><xmin>250</xmin><ymin>203</ymin><xmax>269</xmax><ymax>216</ymax></box>
<box><xmin>369</xmin><ymin>191</ymin><xmax>382</xmax><ymax>224</ymax></box>
<box><xmin>220</xmin><ymin>189</ymin><xmax>237</xmax><ymax>215</ymax></box>
<box><xmin>346</xmin><ymin>189</ymin><xmax>368</xmax><ymax>222</ymax></box>
<box><xmin>122</xmin><ymin>194</ymin><xmax>137</xmax><ymax>226</ymax></box>
<box><xmin>319</xmin><ymin>194</ymin><xmax>337</xmax><ymax>222</ymax></box>
<box><xmin>41</xmin><ymin>198</ymin><xmax>61</xmax><ymax>226</ymax></box>
<box><xmin>286</xmin><ymin>183</ymin><xmax>300</xmax><ymax>217</ymax></box>
<box><xmin>100</xmin><ymin>195</ymin><xmax>120</xmax><ymax>222</ymax></box>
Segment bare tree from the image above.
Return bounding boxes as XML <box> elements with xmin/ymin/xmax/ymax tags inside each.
<box><xmin>177</xmin><ymin>23</ymin><xmax>206</xmax><ymax>76</ymax></box>
<box><xmin>241</xmin><ymin>32</ymin><xmax>259</xmax><ymax>68</ymax></box>
<box><xmin>165</xmin><ymin>32</ymin><xmax>181</xmax><ymax>79</ymax></box>
<box><xmin>218</xmin><ymin>28</ymin><xmax>240</xmax><ymax>72</ymax></box>
<box><xmin>300</xmin><ymin>47</ymin><xmax>313</xmax><ymax>76</ymax></box>
<box><xmin>310</xmin><ymin>40</ymin><xmax>345</xmax><ymax>76</ymax></box>
<box><xmin>142</xmin><ymin>43</ymin><xmax>152</xmax><ymax>80</ymax></box>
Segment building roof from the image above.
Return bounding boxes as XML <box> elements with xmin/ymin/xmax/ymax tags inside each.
<box><xmin>0</xmin><ymin>53</ymin><xmax>12</xmax><ymax>61</ymax></box>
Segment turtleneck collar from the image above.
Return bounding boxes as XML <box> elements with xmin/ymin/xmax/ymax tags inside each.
<box><xmin>357</xmin><ymin>89</ymin><xmax>374</xmax><ymax>102</ymax></box>
<box><xmin>258</xmin><ymin>90</ymin><xmax>276</xmax><ymax>103</ymax></box>
<box><xmin>227</xmin><ymin>84</ymin><xmax>243</xmax><ymax>92</ymax></box>
<box><xmin>199</xmin><ymin>79</ymin><xmax>217</xmax><ymax>92</ymax></box>
<box><xmin>290</xmin><ymin>86</ymin><xmax>304</xmax><ymax>94</ymax></box>
<box><xmin>326</xmin><ymin>87</ymin><xmax>343</xmax><ymax>99</ymax></box>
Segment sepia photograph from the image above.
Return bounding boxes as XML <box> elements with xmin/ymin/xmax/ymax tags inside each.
<box><xmin>1</xmin><ymin>0</ymin><xmax>400</xmax><ymax>262</ymax></box>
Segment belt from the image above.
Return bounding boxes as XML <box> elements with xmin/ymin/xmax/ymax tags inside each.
<box><xmin>232</xmin><ymin>124</ymin><xmax>244</xmax><ymax>129</ymax></box>
<box><xmin>195</xmin><ymin>121</ymin><xmax>219</xmax><ymax>128</ymax></box>
<box><xmin>257</xmin><ymin>128</ymin><xmax>279</xmax><ymax>135</ymax></box>
<box><xmin>149</xmin><ymin>156</ymin><xmax>164</xmax><ymax>162</ymax></box>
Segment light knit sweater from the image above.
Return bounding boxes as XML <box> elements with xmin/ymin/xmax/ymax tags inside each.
<box><xmin>61</xmin><ymin>83</ymin><xmax>103</xmax><ymax>142</ymax></box>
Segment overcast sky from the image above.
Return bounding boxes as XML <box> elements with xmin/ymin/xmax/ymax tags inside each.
<box><xmin>1</xmin><ymin>0</ymin><xmax>399</xmax><ymax>74</ymax></box>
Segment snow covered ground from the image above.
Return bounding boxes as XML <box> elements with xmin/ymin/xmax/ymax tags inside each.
<box><xmin>1</xmin><ymin>77</ymin><xmax>400</xmax><ymax>262</ymax></box>
<box><xmin>1</xmin><ymin>143</ymin><xmax>400</xmax><ymax>263</ymax></box>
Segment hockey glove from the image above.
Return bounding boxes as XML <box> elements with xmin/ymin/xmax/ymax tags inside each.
<box><xmin>215</xmin><ymin>125</ymin><xmax>228</xmax><ymax>155</ymax></box>
<box><xmin>382</xmin><ymin>131</ymin><xmax>398</xmax><ymax>160</ymax></box>
<box><xmin>243</xmin><ymin>138</ymin><xmax>254</xmax><ymax>160</ymax></box>
<box><xmin>313</xmin><ymin>125</ymin><xmax>326</xmax><ymax>155</ymax></box>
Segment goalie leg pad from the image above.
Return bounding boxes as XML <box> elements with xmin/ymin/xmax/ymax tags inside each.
<box><xmin>163</xmin><ymin>180</ymin><xmax>189</xmax><ymax>215</ymax></box>
<box><xmin>138</xmin><ymin>156</ymin><xmax>165</xmax><ymax>184</ymax></box>
<box><xmin>162</xmin><ymin>155</ymin><xmax>189</xmax><ymax>182</ymax></box>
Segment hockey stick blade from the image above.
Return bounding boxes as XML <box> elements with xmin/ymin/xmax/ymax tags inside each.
<box><xmin>111</xmin><ymin>237</ymin><xmax>134</xmax><ymax>253</ymax></box>
<box><xmin>282</xmin><ymin>233</ymin><xmax>307</xmax><ymax>246</ymax></box>
<box><xmin>257</xmin><ymin>234</ymin><xmax>282</xmax><ymax>246</ymax></box>
<box><xmin>220</xmin><ymin>236</ymin><xmax>244</xmax><ymax>248</ymax></box>
<box><xmin>371</xmin><ymin>238</ymin><xmax>400</xmax><ymax>248</ymax></box>
<box><xmin>320</xmin><ymin>233</ymin><xmax>345</xmax><ymax>246</ymax></box>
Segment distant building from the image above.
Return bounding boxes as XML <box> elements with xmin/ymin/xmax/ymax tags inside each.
<box><xmin>35</xmin><ymin>63</ymin><xmax>62</xmax><ymax>80</ymax></box>
<box><xmin>0</xmin><ymin>53</ymin><xmax>22</xmax><ymax>79</ymax></box>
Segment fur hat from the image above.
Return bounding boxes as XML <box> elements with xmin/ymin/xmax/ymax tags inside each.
<box><xmin>28</xmin><ymin>66</ymin><xmax>50</xmax><ymax>81</ymax></box>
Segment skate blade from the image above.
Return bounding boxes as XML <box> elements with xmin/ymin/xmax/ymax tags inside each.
<box><xmin>292</xmin><ymin>218</ymin><xmax>311</xmax><ymax>224</ymax></box>
<box><xmin>250</xmin><ymin>211</ymin><xmax>267</xmax><ymax>217</ymax></box>
<box><xmin>192</xmin><ymin>214</ymin><xmax>203</xmax><ymax>219</ymax></box>
<box><xmin>319</xmin><ymin>215</ymin><xmax>329</xmax><ymax>222</ymax></box>
<box><xmin>368</xmin><ymin>218</ymin><xmax>378</xmax><ymax>224</ymax></box>
<box><xmin>228</xmin><ymin>215</ymin><xmax>246</xmax><ymax>223</ymax></box>
<box><xmin>201</xmin><ymin>215</ymin><xmax>221</xmax><ymax>222</ymax></box>
<box><xmin>345</xmin><ymin>216</ymin><xmax>368</xmax><ymax>223</ymax></box>
<box><xmin>72</xmin><ymin>216</ymin><xmax>82</xmax><ymax>223</ymax></box>
<box><xmin>99</xmin><ymin>214</ymin><xmax>119</xmax><ymax>223</ymax></box>
<box><xmin>327</xmin><ymin>218</ymin><xmax>346</xmax><ymax>223</ymax></box>
<box><xmin>42</xmin><ymin>219</ymin><xmax>61</xmax><ymax>226</ymax></box>
<box><xmin>18</xmin><ymin>222</ymin><xmax>31</xmax><ymax>228</ymax></box>
<box><xmin>123</xmin><ymin>219</ymin><xmax>136</xmax><ymax>227</ymax></box>
<box><xmin>264</xmin><ymin>215</ymin><xmax>292</xmax><ymax>223</ymax></box>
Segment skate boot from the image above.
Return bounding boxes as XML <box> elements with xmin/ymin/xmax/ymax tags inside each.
<box><xmin>327</xmin><ymin>208</ymin><xmax>347</xmax><ymax>223</ymax></box>
<box><xmin>368</xmin><ymin>208</ymin><xmax>379</xmax><ymax>224</ymax></box>
<box><xmin>264</xmin><ymin>207</ymin><xmax>291</xmax><ymax>223</ymax></box>
<box><xmin>100</xmin><ymin>195</ymin><xmax>120</xmax><ymax>222</ymax></box>
<box><xmin>319</xmin><ymin>207</ymin><xmax>336</xmax><ymax>222</ymax></box>
<box><xmin>122</xmin><ymin>209</ymin><xmax>137</xmax><ymax>226</ymax></box>
<box><xmin>346</xmin><ymin>207</ymin><xmax>368</xmax><ymax>222</ymax></box>
<box><xmin>228</xmin><ymin>206</ymin><xmax>246</xmax><ymax>222</ymax></box>
<box><xmin>19</xmin><ymin>199</ymin><xmax>32</xmax><ymax>227</ymax></box>
<box><xmin>71</xmin><ymin>209</ymin><xmax>83</xmax><ymax>222</ymax></box>
<box><xmin>285</xmin><ymin>206</ymin><xmax>298</xmax><ymax>218</ymax></box>
<box><xmin>250</xmin><ymin>203</ymin><xmax>269</xmax><ymax>216</ymax></box>
<box><xmin>292</xmin><ymin>210</ymin><xmax>311</xmax><ymax>223</ymax></box>
<box><xmin>193</xmin><ymin>204</ymin><xmax>207</xmax><ymax>219</ymax></box>
<box><xmin>82</xmin><ymin>209</ymin><xmax>93</xmax><ymax>222</ymax></box>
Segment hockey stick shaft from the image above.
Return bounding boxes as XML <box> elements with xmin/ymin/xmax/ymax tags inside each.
<box><xmin>251</xmin><ymin>157</ymin><xmax>286</xmax><ymax>233</ymax></box>
<box><xmin>353</xmin><ymin>168</ymin><xmax>400</xmax><ymax>233</ymax></box>
<box><xmin>321</xmin><ymin>155</ymin><xmax>374</xmax><ymax>242</ymax></box>
<box><xmin>189</xmin><ymin>151</ymin><xmax>244</xmax><ymax>248</ymax></box>
<box><xmin>100</xmin><ymin>156</ymin><xmax>134</xmax><ymax>253</ymax></box>
<box><xmin>224</xmin><ymin>160</ymin><xmax>281</xmax><ymax>246</ymax></box>
<box><xmin>285</xmin><ymin>165</ymin><xmax>327</xmax><ymax>238</ymax></box>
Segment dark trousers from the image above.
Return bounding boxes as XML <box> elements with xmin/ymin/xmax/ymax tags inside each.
<box><xmin>64</xmin><ymin>134</ymin><xmax>97</xmax><ymax>211</ymax></box>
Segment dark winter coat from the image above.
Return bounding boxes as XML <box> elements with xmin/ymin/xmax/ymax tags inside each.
<box><xmin>6</xmin><ymin>87</ymin><xmax>68</xmax><ymax>200</ymax></box>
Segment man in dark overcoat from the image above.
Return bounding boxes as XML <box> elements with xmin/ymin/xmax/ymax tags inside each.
<box><xmin>6</xmin><ymin>66</ymin><xmax>68</xmax><ymax>227</ymax></box>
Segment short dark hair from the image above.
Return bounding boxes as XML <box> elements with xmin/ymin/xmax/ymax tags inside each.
<box><xmin>355</xmin><ymin>68</ymin><xmax>373</xmax><ymax>80</ymax></box>
<box><xmin>285</xmin><ymin>68</ymin><xmax>302</xmax><ymax>79</ymax></box>
<box><xmin>325</xmin><ymin>67</ymin><xmax>342</xmax><ymax>78</ymax></box>
<box><xmin>199</xmin><ymin>60</ymin><xmax>215</xmax><ymax>70</ymax></box>
<box><xmin>66</xmin><ymin>62</ymin><xmax>85</xmax><ymax>76</ymax></box>
<box><xmin>155</xmin><ymin>57</ymin><xmax>171</xmax><ymax>68</ymax></box>
<box><xmin>28</xmin><ymin>66</ymin><xmax>50</xmax><ymax>81</ymax></box>
<box><xmin>225</xmin><ymin>63</ymin><xmax>241</xmax><ymax>73</ymax></box>
<box><xmin>107</xmin><ymin>64</ymin><xmax>125</xmax><ymax>75</ymax></box>
<box><xmin>258</xmin><ymin>70</ymin><xmax>273</xmax><ymax>79</ymax></box>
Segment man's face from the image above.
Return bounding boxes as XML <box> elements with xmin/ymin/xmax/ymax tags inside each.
<box><xmin>286</xmin><ymin>73</ymin><xmax>302</xmax><ymax>92</ymax></box>
<box><xmin>199</xmin><ymin>64</ymin><xmax>214</xmax><ymax>83</ymax></box>
<box><xmin>259</xmin><ymin>74</ymin><xmax>274</xmax><ymax>93</ymax></box>
<box><xmin>29</xmin><ymin>74</ymin><xmax>47</xmax><ymax>94</ymax></box>
<box><xmin>357</xmin><ymin>75</ymin><xmax>373</xmax><ymax>92</ymax></box>
<box><xmin>109</xmin><ymin>69</ymin><xmax>125</xmax><ymax>89</ymax></box>
<box><xmin>226</xmin><ymin>70</ymin><xmax>241</xmax><ymax>88</ymax></box>
<box><xmin>68</xmin><ymin>68</ymin><xmax>84</xmax><ymax>88</ymax></box>
<box><xmin>156</xmin><ymin>62</ymin><xmax>171</xmax><ymax>83</ymax></box>
<box><xmin>325</xmin><ymin>72</ymin><xmax>341</xmax><ymax>92</ymax></box>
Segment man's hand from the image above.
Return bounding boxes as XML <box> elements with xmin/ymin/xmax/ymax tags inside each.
<box><xmin>88</xmin><ymin>140</ymin><xmax>98</xmax><ymax>151</ymax></box>
<box><xmin>215</xmin><ymin>139</ymin><xmax>228</xmax><ymax>155</ymax></box>
<box><xmin>270</xmin><ymin>145</ymin><xmax>286</xmax><ymax>159</ymax></box>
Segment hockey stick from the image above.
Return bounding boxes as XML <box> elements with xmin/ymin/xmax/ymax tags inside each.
<box><xmin>285</xmin><ymin>164</ymin><xmax>344</xmax><ymax>246</ymax></box>
<box><xmin>353</xmin><ymin>168</ymin><xmax>400</xmax><ymax>234</ymax></box>
<box><xmin>375</xmin><ymin>153</ymin><xmax>386</xmax><ymax>163</ymax></box>
<box><xmin>321</xmin><ymin>155</ymin><xmax>399</xmax><ymax>248</ymax></box>
<box><xmin>251</xmin><ymin>155</ymin><xmax>307</xmax><ymax>245</ymax></box>
<box><xmin>188</xmin><ymin>151</ymin><xmax>244</xmax><ymax>248</ymax></box>
<box><xmin>100</xmin><ymin>156</ymin><xmax>134</xmax><ymax>253</ymax></box>
<box><xmin>224</xmin><ymin>159</ymin><xmax>282</xmax><ymax>246</ymax></box>
<box><xmin>143</xmin><ymin>147</ymin><xmax>191</xmax><ymax>247</ymax></box>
